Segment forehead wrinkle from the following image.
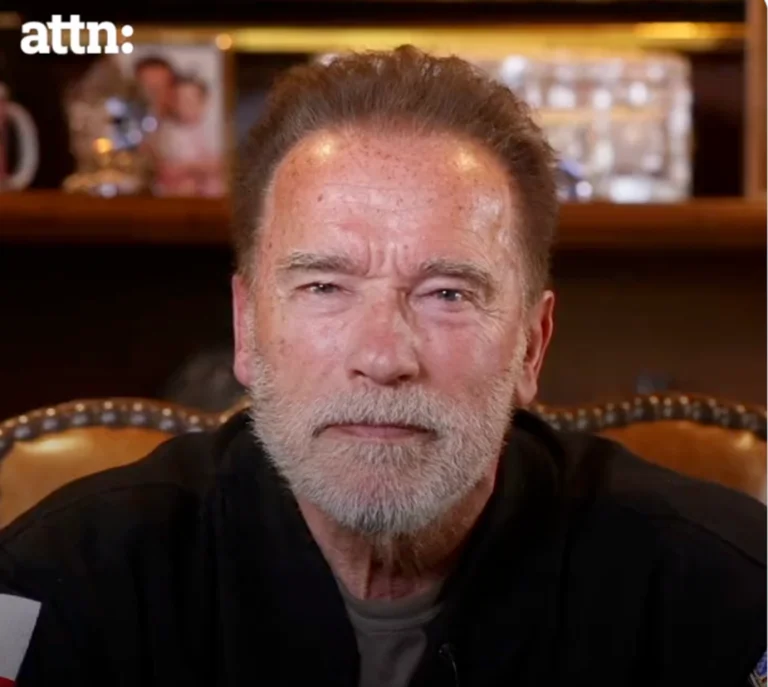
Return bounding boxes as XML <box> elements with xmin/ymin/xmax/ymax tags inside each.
<box><xmin>319</xmin><ymin>183</ymin><xmax>444</xmax><ymax>217</ymax></box>
<box><xmin>304</xmin><ymin>182</ymin><xmax>506</xmax><ymax>232</ymax></box>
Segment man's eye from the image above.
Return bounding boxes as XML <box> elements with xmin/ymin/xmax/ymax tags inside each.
<box><xmin>432</xmin><ymin>289</ymin><xmax>467</xmax><ymax>303</ymax></box>
<box><xmin>304</xmin><ymin>282</ymin><xmax>340</xmax><ymax>295</ymax></box>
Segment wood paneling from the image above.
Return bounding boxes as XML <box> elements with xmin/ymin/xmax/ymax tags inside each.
<box><xmin>541</xmin><ymin>251</ymin><xmax>766</xmax><ymax>405</ymax></box>
<box><xmin>0</xmin><ymin>244</ymin><xmax>234</xmax><ymax>421</ymax></box>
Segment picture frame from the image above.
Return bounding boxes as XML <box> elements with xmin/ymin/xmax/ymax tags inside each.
<box><xmin>112</xmin><ymin>29</ymin><xmax>235</xmax><ymax>198</ymax></box>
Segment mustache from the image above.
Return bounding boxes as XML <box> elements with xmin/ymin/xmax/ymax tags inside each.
<box><xmin>265</xmin><ymin>387</ymin><xmax>453</xmax><ymax>436</ymax></box>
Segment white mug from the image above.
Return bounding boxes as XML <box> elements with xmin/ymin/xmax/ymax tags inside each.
<box><xmin>0</xmin><ymin>82</ymin><xmax>39</xmax><ymax>191</ymax></box>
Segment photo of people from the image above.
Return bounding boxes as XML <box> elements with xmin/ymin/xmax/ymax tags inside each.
<box><xmin>117</xmin><ymin>44</ymin><xmax>227</xmax><ymax>198</ymax></box>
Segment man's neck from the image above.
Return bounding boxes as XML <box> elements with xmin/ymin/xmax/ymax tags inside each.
<box><xmin>296</xmin><ymin>460</ymin><xmax>498</xmax><ymax>601</ymax></box>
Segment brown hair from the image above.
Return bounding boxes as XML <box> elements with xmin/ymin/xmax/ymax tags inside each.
<box><xmin>134</xmin><ymin>55</ymin><xmax>174</xmax><ymax>77</ymax></box>
<box><xmin>233</xmin><ymin>45</ymin><xmax>558</xmax><ymax>300</ymax></box>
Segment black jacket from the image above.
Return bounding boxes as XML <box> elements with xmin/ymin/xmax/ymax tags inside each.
<box><xmin>0</xmin><ymin>410</ymin><xmax>764</xmax><ymax>687</ymax></box>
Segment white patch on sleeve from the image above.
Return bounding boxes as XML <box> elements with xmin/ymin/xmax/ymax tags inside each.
<box><xmin>0</xmin><ymin>594</ymin><xmax>41</xmax><ymax>680</ymax></box>
<box><xmin>748</xmin><ymin>650</ymin><xmax>767</xmax><ymax>686</ymax></box>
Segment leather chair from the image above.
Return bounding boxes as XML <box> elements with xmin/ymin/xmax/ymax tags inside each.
<box><xmin>0</xmin><ymin>393</ymin><xmax>764</xmax><ymax>528</ymax></box>
<box><xmin>0</xmin><ymin>398</ymin><xmax>238</xmax><ymax>528</ymax></box>
<box><xmin>534</xmin><ymin>394</ymin><xmax>766</xmax><ymax>504</ymax></box>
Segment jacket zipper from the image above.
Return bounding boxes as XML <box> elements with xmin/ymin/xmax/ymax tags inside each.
<box><xmin>438</xmin><ymin>643</ymin><xmax>460</xmax><ymax>687</ymax></box>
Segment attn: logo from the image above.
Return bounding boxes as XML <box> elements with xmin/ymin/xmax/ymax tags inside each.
<box><xmin>20</xmin><ymin>15</ymin><xmax>133</xmax><ymax>55</ymax></box>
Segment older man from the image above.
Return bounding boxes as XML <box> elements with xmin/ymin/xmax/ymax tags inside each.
<box><xmin>0</xmin><ymin>47</ymin><xmax>764</xmax><ymax>687</ymax></box>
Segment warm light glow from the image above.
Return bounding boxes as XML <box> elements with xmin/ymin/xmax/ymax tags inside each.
<box><xmin>215</xmin><ymin>33</ymin><xmax>233</xmax><ymax>50</ymax></box>
<box><xmin>219</xmin><ymin>22</ymin><xmax>744</xmax><ymax>56</ymax></box>
<box><xmin>735</xmin><ymin>433</ymin><xmax>758</xmax><ymax>450</ymax></box>
<box><xmin>94</xmin><ymin>138</ymin><xmax>113</xmax><ymax>154</ymax></box>
<box><xmin>106</xmin><ymin>22</ymin><xmax>744</xmax><ymax>57</ymax></box>
<box><xmin>24</xmin><ymin>435</ymin><xmax>90</xmax><ymax>457</ymax></box>
<box><xmin>0</xmin><ymin>12</ymin><xmax>20</xmax><ymax>28</ymax></box>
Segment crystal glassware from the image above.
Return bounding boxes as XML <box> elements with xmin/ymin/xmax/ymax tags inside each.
<box><xmin>62</xmin><ymin>57</ymin><xmax>156</xmax><ymax>197</ymax></box>
<box><xmin>491</xmin><ymin>49</ymin><xmax>692</xmax><ymax>203</ymax></box>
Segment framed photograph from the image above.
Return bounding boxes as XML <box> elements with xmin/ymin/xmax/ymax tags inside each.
<box><xmin>114</xmin><ymin>39</ymin><xmax>230</xmax><ymax>198</ymax></box>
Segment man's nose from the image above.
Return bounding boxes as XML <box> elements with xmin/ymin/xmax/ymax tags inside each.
<box><xmin>346</xmin><ymin>297</ymin><xmax>421</xmax><ymax>386</ymax></box>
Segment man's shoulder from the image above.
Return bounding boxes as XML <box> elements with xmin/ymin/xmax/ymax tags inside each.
<box><xmin>0</xmin><ymin>416</ymin><xmax>250</xmax><ymax>683</ymax></box>
<box><xmin>574</xmin><ymin>430</ymin><xmax>763</xmax><ymax>563</ymax></box>
<box><xmin>550</xmin><ymin>426</ymin><xmax>765</xmax><ymax>563</ymax></box>
<box><xmin>534</xmin><ymin>424</ymin><xmax>766</xmax><ymax>685</ymax></box>
<box><xmin>545</xmin><ymin>424</ymin><xmax>766</xmax><ymax>653</ymax></box>
<box><xmin>0</xmin><ymin>414</ymin><xmax>249</xmax><ymax>568</ymax></box>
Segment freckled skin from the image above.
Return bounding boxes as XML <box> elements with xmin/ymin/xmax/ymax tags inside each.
<box><xmin>233</xmin><ymin>128</ymin><xmax>554</xmax><ymax>405</ymax></box>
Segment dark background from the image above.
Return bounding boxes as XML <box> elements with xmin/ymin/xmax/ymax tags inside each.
<box><xmin>3</xmin><ymin>1</ymin><xmax>747</xmax><ymax>25</ymax></box>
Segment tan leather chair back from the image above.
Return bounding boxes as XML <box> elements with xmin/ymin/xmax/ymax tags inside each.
<box><xmin>0</xmin><ymin>393</ymin><xmax>764</xmax><ymax>529</ymax></box>
<box><xmin>0</xmin><ymin>399</ymin><xmax>235</xmax><ymax>528</ymax></box>
<box><xmin>534</xmin><ymin>394</ymin><xmax>767</xmax><ymax>503</ymax></box>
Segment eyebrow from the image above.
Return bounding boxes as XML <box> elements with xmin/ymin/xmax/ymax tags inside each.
<box><xmin>278</xmin><ymin>251</ymin><xmax>498</xmax><ymax>296</ymax></box>
<box><xmin>277</xmin><ymin>251</ymin><xmax>359</xmax><ymax>275</ymax></box>
<box><xmin>419</xmin><ymin>258</ymin><xmax>497</xmax><ymax>296</ymax></box>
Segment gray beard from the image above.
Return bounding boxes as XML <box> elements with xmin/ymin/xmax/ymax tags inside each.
<box><xmin>246</xmin><ymin>345</ymin><xmax>525</xmax><ymax>538</ymax></box>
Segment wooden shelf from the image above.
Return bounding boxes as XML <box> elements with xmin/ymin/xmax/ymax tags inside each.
<box><xmin>556</xmin><ymin>198</ymin><xmax>766</xmax><ymax>250</ymax></box>
<box><xmin>0</xmin><ymin>191</ymin><xmax>764</xmax><ymax>250</ymax></box>
<box><xmin>0</xmin><ymin>192</ymin><xmax>229</xmax><ymax>245</ymax></box>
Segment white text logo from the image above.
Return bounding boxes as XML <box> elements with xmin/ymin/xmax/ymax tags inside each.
<box><xmin>20</xmin><ymin>15</ymin><xmax>133</xmax><ymax>55</ymax></box>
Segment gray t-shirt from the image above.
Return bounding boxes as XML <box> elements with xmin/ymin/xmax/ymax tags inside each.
<box><xmin>337</xmin><ymin>581</ymin><xmax>443</xmax><ymax>687</ymax></box>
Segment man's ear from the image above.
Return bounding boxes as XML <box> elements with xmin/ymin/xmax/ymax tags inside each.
<box><xmin>232</xmin><ymin>274</ymin><xmax>254</xmax><ymax>387</ymax></box>
<box><xmin>514</xmin><ymin>291</ymin><xmax>555</xmax><ymax>406</ymax></box>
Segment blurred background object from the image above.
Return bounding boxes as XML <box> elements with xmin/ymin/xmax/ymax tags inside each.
<box><xmin>161</xmin><ymin>346</ymin><xmax>244</xmax><ymax>412</ymax></box>
<box><xmin>479</xmin><ymin>50</ymin><xmax>692</xmax><ymax>203</ymax></box>
<box><xmin>62</xmin><ymin>57</ymin><xmax>154</xmax><ymax>196</ymax></box>
<box><xmin>0</xmin><ymin>44</ymin><xmax>38</xmax><ymax>191</ymax></box>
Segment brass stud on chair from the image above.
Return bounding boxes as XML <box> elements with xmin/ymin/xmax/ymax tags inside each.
<box><xmin>536</xmin><ymin>393</ymin><xmax>766</xmax><ymax>443</ymax></box>
<box><xmin>42</xmin><ymin>407</ymin><xmax>61</xmax><ymax>432</ymax></box>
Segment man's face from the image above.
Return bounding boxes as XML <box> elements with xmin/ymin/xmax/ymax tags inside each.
<box><xmin>233</xmin><ymin>128</ymin><xmax>553</xmax><ymax>536</ymax></box>
<box><xmin>175</xmin><ymin>83</ymin><xmax>205</xmax><ymax>125</ymax></box>
<box><xmin>136</xmin><ymin>65</ymin><xmax>174</xmax><ymax>115</ymax></box>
